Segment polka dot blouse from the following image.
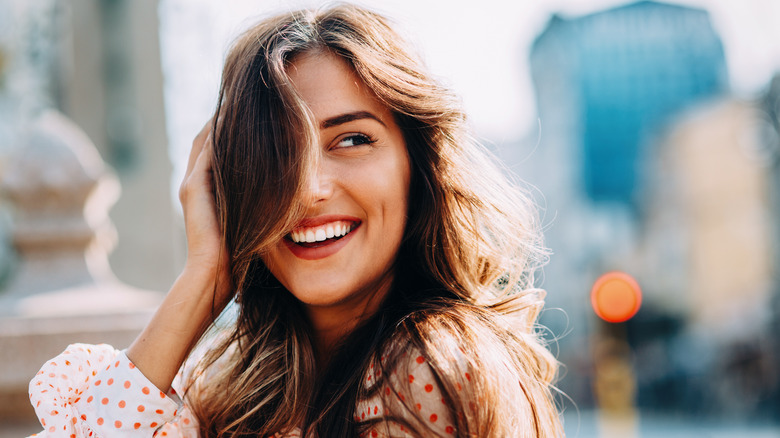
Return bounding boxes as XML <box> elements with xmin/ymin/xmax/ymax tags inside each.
<box><xmin>28</xmin><ymin>343</ymin><xmax>458</xmax><ymax>437</ymax></box>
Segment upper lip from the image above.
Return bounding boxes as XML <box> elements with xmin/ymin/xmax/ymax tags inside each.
<box><xmin>292</xmin><ymin>214</ymin><xmax>361</xmax><ymax>229</ymax></box>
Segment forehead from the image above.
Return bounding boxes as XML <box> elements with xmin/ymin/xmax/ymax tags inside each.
<box><xmin>287</xmin><ymin>51</ymin><xmax>394</xmax><ymax>125</ymax></box>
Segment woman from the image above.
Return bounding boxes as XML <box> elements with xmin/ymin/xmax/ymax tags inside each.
<box><xmin>29</xmin><ymin>4</ymin><xmax>562</xmax><ymax>437</ymax></box>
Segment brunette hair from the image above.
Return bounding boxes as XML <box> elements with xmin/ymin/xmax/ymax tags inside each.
<box><xmin>187</xmin><ymin>4</ymin><xmax>562</xmax><ymax>437</ymax></box>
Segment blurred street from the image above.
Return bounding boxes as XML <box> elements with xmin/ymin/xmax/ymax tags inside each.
<box><xmin>564</xmin><ymin>411</ymin><xmax>780</xmax><ymax>438</ymax></box>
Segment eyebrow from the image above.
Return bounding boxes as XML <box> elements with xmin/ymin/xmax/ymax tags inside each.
<box><xmin>320</xmin><ymin>111</ymin><xmax>386</xmax><ymax>129</ymax></box>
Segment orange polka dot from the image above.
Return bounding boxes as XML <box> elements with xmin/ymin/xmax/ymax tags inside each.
<box><xmin>142</xmin><ymin>386</ymin><xmax>150</xmax><ymax>395</ymax></box>
<box><xmin>97</xmin><ymin>418</ymin><xmax>104</xmax><ymax>426</ymax></box>
<box><xmin>183</xmin><ymin>417</ymin><xmax>191</xmax><ymax>425</ymax></box>
<box><xmin>48</xmin><ymin>426</ymin><xmax>55</xmax><ymax>433</ymax></box>
<box><xmin>81</xmin><ymin>415</ymin><xmax>87</xmax><ymax>421</ymax></box>
<box><xmin>385</xmin><ymin>387</ymin><xmax>391</xmax><ymax>395</ymax></box>
<box><xmin>415</xmin><ymin>403</ymin><xmax>422</xmax><ymax>411</ymax></box>
<box><xmin>465</xmin><ymin>372</ymin><xmax>471</xmax><ymax>381</ymax></box>
<box><xmin>115</xmin><ymin>420</ymin><xmax>122</xmax><ymax>428</ymax></box>
<box><xmin>445</xmin><ymin>426</ymin><xmax>455</xmax><ymax>434</ymax></box>
<box><xmin>373</xmin><ymin>406</ymin><xmax>378</xmax><ymax>415</ymax></box>
<box><xmin>137</xmin><ymin>405</ymin><xmax>145</xmax><ymax>412</ymax></box>
<box><xmin>129</xmin><ymin>362</ymin><xmax>135</xmax><ymax>369</ymax></box>
<box><xmin>408</xmin><ymin>374</ymin><xmax>414</xmax><ymax>383</ymax></box>
<box><xmin>72</xmin><ymin>417</ymin><xmax>77</xmax><ymax>424</ymax></box>
<box><xmin>371</xmin><ymin>430</ymin><xmax>378</xmax><ymax>438</ymax></box>
<box><xmin>159</xmin><ymin>391</ymin><xmax>166</xmax><ymax>398</ymax></box>
<box><xmin>150</xmin><ymin>422</ymin><xmax>158</xmax><ymax>428</ymax></box>
<box><xmin>430</xmin><ymin>414</ymin><xmax>438</xmax><ymax>423</ymax></box>
<box><xmin>161</xmin><ymin>433</ymin><xmax>168</xmax><ymax>437</ymax></box>
<box><xmin>124</xmin><ymin>381</ymin><xmax>131</xmax><ymax>389</ymax></box>
<box><xmin>115</xmin><ymin>360</ymin><xmax>120</xmax><ymax>368</ymax></box>
<box><xmin>441</xmin><ymin>397</ymin><xmax>447</xmax><ymax>404</ymax></box>
<box><xmin>107</xmin><ymin>378</ymin><xmax>114</xmax><ymax>386</ymax></box>
<box><xmin>118</xmin><ymin>400</ymin><xmax>126</xmax><ymax>408</ymax></box>
<box><xmin>94</xmin><ymin>380</ymin><xmax>101</xmax><ymax>386</ymax></box>
<box><xmin>424</xmin><ymin>384</ymin><xmax>433</xmax><ymax>393</ymax></box>
<box><xmin>48</xmin><ymin>373</ymin><xmax>55</xmax><ymax>378</ymax></box>
<box><xmin>156</xmin><ymin>409</ymin><xmax>164</xmax><ymax>415</ymax></box>
<box><xmin>415</xmin><ymin>356</ymin><xmax>425</xmax><ymax>364</ymax></box>
<box><xmin>50</xmin><ymin>410</ymin><xmax>58</xmax><ymax>416</ymax></box>
<box><xmin>70</xmin><ymin>434</ymin><xmax>76</xmax><ymax>438</ymax></box>
<box><xmin>101</xmin><ymin>398</ymin><xmax>109</xmax><ymax>405</ymax></box>
<box><xmin>134</xmin><ymin>423</ymin><xmax>141</xmax><ymax>430</ymax></box>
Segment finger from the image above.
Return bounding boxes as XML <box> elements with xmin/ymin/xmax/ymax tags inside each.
<box><xmin>193</xmin><ymin>131</ymin><xmax>214</xmax><ymax>179</ymax></box>
<box><xmin>185</xmin><ymin>117</ymin><xmax>215</xmax><ymax>178</ymax></box>
<box><xmin>187</xmin><ymin>131</ymin><xmax>214</xmax><ymax>189</ymax></box>
<box><xmin>180</xmin><ymin>130</ymin><xmax>215</xmax><ymax>203</ymax></box>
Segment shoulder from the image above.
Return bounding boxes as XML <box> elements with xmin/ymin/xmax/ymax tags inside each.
<box><xmin>366</xmin><ymin>302</ymin><xmax>561</xmax><ymax>437</ymax></box>
<box><xmin>357</xmin><ymin>343</ymin><xmax>459</xmax><ymax>437</ymax></box>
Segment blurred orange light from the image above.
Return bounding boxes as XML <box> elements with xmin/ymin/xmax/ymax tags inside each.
<box><xmin>591</xmin><ymin>272</ymin><xmax>642</xmax><ymax>323</ymax></box>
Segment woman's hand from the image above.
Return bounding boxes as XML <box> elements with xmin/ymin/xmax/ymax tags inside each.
<box><xmin>127</xmin><ymin>118</ymin><xmax>234</xmax><ymax>392</ymax></box>
<box><xmin>179</xmin><ymin>118</ymin><xmax>233</xmax><ymax>307</ymax></box>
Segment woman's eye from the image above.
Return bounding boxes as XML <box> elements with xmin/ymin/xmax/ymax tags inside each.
<box><xmin>334</xmin><ymin>134</ymin><xmax>375</xmax><ymax>149</ymax></box>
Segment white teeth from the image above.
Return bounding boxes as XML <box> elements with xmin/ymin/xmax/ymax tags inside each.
<box><xmin>290</xmin><ymin>221</ymin><xmax>356</xmax><ymax>243</ymax></box>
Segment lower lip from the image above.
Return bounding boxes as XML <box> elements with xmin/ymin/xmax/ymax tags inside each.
<box><xmin>283</xmin><ymin>224</ymin><xmax>360</xmax><ymax>260</ymax></box>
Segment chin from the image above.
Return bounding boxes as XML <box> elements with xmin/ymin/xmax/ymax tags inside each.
<box><xmin>288</xmin><ymin>284</ymin><xmax>358</xmax><ymax>308</ymax></box>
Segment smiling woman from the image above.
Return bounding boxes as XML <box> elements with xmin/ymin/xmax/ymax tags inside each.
<box><xmin>263</xmin><ymin>51</ymin><xmax>411</xmax><ymax>332</ymax></box>
<box><xmin>27</xmin><ymin>4</ymin><xmax>563</xmax><ymax>438</ymax></box>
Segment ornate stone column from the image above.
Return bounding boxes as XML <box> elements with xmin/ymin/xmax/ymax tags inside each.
<box><xmin>0</xmin><ymin>110</ymin><xmax>163</xmax><ymax>423</ymax></box>
<box><xmin>0</xmin><ymin>109</ymin><xmax>161</xmax><ymax>315</ymax></box>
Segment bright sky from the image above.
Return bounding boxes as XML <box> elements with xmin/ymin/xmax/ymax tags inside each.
<box><xmin>159</xmin><ymin>0</ymin><xmax>780</xmax><ymax>184</ymax></box>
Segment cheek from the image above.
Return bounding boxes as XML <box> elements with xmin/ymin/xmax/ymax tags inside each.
<box><xmin>260</xmin><ymin>246</ymin><xmax>285</xmax><ymax>283</ymax></box>
<box><xmin>359</xmin><ymin>154</ymin><xmax>410</xmax><ymax>219</ymax></box>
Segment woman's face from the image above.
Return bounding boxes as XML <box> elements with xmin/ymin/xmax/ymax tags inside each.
<box><xmin>262</xmin><ymin>51</ymin><xmax>411</xmax><ymax>324</ymax></box>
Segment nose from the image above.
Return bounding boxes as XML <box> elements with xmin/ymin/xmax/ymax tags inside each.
<box><xmin>303</xmin><ymin>162</ymin><xmax>334</xmax><ymax>206</ymax></box>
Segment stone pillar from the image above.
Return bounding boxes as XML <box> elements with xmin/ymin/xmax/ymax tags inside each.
<box><xmin>0</xmin><ymin>110</ymin><xmax>161</xmax><ymax>424</ymax></box>
<box><xmin>61</xmin><ymin>0</ymin><xmax>182</xmax><ymax>293</ymax></box>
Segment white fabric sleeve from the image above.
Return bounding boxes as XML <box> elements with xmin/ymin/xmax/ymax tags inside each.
<box><xmin>28</xmin><ymin>343</ymin><xmax>196</xmax><ymax>437</ymax></box>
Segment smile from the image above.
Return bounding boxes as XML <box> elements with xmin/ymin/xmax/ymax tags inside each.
<box><xmin>289</xmin><ymin>220</ymin><xmax>357</xmax><ymax>245</ymax></box>
<box><xmin>283</xmin><ymin>216</ymin><xmax>361</xmax><ymax>260</ymax></box>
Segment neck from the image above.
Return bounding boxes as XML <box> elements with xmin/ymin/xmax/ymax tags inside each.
<box><xmin>306</xmin><ymin>275</ymin><xmax>393</xmax><ymax>365</ymax></box>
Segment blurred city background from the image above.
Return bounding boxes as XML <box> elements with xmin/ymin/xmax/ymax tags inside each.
<box><xmin>0</xmin><ymin>0</ymin><xmax>778</xmax><ymax>436</ymax></box>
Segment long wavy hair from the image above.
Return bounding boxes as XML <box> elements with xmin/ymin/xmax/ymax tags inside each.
<box><xmin>186</xmin><ymin>4</ymin><xmax>562</xmax><ymax>437</ymax></box>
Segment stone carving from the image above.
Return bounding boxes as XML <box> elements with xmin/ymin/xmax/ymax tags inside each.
<box><xmin>0</xmin><ymin>109</ymin><xmax>160</xmax><ymax>316</ymax></box>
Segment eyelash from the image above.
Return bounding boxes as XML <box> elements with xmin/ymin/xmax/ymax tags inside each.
<box><xmin>332</xmin><ymin>133</ymin><xmax>377</xmax><ymax>149</ymax></box>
